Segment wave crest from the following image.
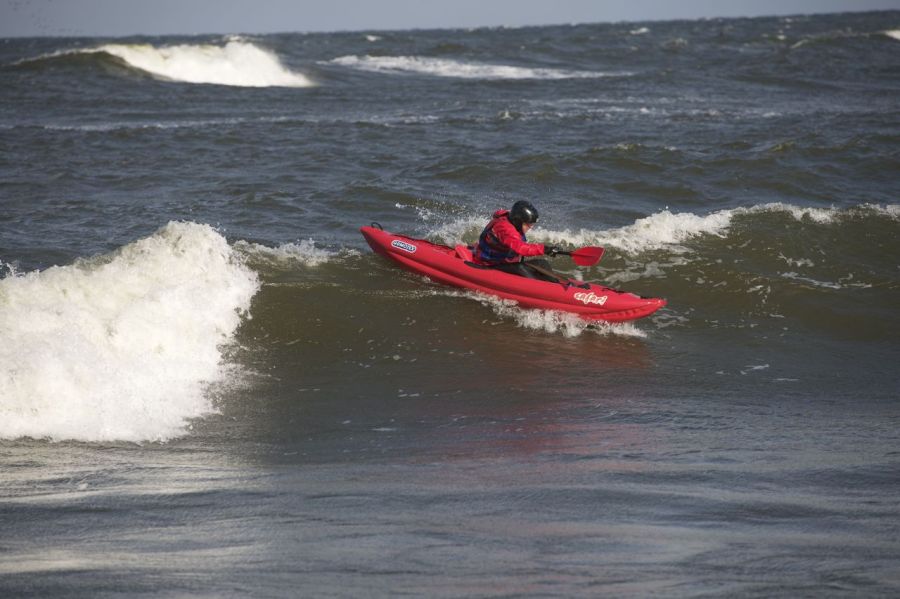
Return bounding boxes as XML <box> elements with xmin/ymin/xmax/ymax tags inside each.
<box><xmin>531</xmin><ymin>203</ymin><xmax>900</xmax><ymax>254</ymax></box>
<box><xmin>234</xmin><ymin>239</ymin><xmax>355</xmax><ymax>268</ymax></box>
<box><xmin>429</xmin><ymin>203</ymin><xmax>900</xmax><ymax>255</ymax></box>
<box><xmin>330</xmin><ymin>55</ymin><xmax>628</xmax><ymax>80</ymax></box>
<box><xmin>0</xmin><ymin>222</ymin><xmax>260</xmax><ymax>443</ymax></box>
<box><xmin>25</xmin><ymin>40</ymin><xmax>314</xmax><ymax>88</ymax></box>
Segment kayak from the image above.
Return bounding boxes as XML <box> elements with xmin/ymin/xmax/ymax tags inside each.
<box><xmin>360</xmin><ymin>224</ymin><xmax>666</xmax><ymax>322</ymax></box>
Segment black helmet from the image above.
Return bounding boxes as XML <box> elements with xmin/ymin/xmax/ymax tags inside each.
<box><xmin>509</xmin><ymin>200</ymin><xmax>539</xmax><ymax>228</ymax></box>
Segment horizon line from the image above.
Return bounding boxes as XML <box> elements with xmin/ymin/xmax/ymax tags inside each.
<box><xmin>1</xmin><ymin>7</ymin><xmax>896</xmax><ymax>40</ymax></box>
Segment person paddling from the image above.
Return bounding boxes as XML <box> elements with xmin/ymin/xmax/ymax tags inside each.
<box><xmin>472</xmin><ymin>200</ymin><xmax>561</xmax><ymax>281</ymax></box>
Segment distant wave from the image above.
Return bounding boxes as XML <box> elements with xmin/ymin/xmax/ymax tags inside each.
<box><xmin>329</xmin><ymin>55</ymin><xmax>628</xmax><ymax>80</ymax></box>
<box><xmin>792</xmin><ymin>28</ymin><xmax>900</xmax><ymax>49</ymax></box>
<box><xmin>0</xmin><ymin>222</ymin><xmax>259</xmax><ymax>443</ymax></box>
<box><xmin>29</xmin><ymin>115</ymin><xmax>293</xmax><ymax>133</ymax></box>
<box><xmin>21</xmin><ymin>40</ymin><xmax>314</xmax><ymax>88</ymax></box>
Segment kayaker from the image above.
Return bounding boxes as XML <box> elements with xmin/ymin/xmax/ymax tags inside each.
<box><xmin>473</xmin><ymin>200</ymin><xmax>561</xmax><ymax>280</ymax></box>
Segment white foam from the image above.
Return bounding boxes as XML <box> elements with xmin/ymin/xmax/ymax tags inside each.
<box><xmin>330</xmin><ymin>55</ymin><xmax>626</xmax><ymax>80</ymax></box>
<box><xmin>429</xmin><ymin>215</ymin><xmax>486</xmax><ymax>245</ymax></box>
<box><xmin>42</xmin><ymin>117</ymin><xmax>246</xmax><ymax>132</ymax></box>
<box><xmin>630</xmin><ymin>27</ymin><xmax>650</xmax><ymax>35</ymax></box>
<box><xmin>427</xmin><ymin>209</ymin><xmax>731</xmax><ymax>254</ymax></box>
<box><xmin>591</xmin><ymin>209</ymin><xmax>735</xmax><ymax>253</ymax></box>
<box><xmin>537</xmin><ymin>203</ymin><xmax>900</xmax><ymax>254</ymax></box>
<box><xmin>38</xmin><ymin>115</ymin><xmax>297</xmax><ymax>133</ymax></box>
<box><xmin>778</xmin><ymin>253</ymin><xmax>815</xmax><ymax>268</ymax></box>
<box><xmin>427</xmin><ymin>202</ymin><xmax>899</xmax><ymax>257</ymax></box>
<box><xmin>443</xmin><ymin>291</ymin><xmax>646</xmax><ymax>338</ymax></box>
<box><xmin>780</xmin><ymin>272</ymin><xmax>842</xmax><ymax>289</ymax></box>
<box><xmin>0</xmin><ymin>222</ymin><xmax>259</xmax><ymax>443</ymax></box>
<box><xmin>234</xmin><ymin>239</ymin><xmax>346</xmax><ymax>267</ymax></box>
<box><xmin>604</xmin><ymin>261</ymin><xmax>683</xmax><ymax>285</ymax></box>
<box><xmin>77</xmin><ymin>40</ymin><xmax>313</xmax><ymax>87</ymax></box>
<box><xmin>884</xmin><ymin>30</ymin><xmax>900</xmax><ymax>41</ymax></box>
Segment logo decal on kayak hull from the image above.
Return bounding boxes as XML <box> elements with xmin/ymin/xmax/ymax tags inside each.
<box><xmin>573</xmin><ymin>291</ymin><xmax>608</xmax><ymax>305</ymax></box>
<box><xmin>391</xmin><ymin>239</ymin><xmax>417</xmax><ymax>253</ymax></box>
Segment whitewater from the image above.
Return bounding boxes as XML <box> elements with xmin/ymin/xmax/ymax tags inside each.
<box><xmin>0</xmin><ymin>222</ymin><xmax>259</xmax><ymax>442</ymax></box>
<box><xmin>33</xmin><ymin>39</ymin><xmax>314</xmax><ymax>87</ymax></box>
<box><xmin>330</xmin><ymin>55</ymin><xmax>627</xmax><ymax>79</ymax></box>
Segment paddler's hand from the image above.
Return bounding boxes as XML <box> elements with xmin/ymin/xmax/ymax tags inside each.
<box><xmin>543</xmin><ymin>245</ymin><xmax>561</xmax><ymax>256</ymax></box>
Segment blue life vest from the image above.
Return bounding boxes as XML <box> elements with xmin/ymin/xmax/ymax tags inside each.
<box><xmin>473</xmin><ymin>217</ymin><xmax>525</xmax><ymax>265</ymax></box>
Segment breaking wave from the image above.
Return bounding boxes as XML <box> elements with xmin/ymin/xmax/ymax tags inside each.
<box><xmin>21</xmin><ymin>40</ymin><xmax>314</xmax><ymax>88</ymax></box>
<box><xmin>529</xmin><ymin>203</ymin><xmax>900</xmax><ymax>254</ymax></box>
<box><xmin>0</xmin><ymin>222</ymin><xmax>259</xmax><ymax>443</ymax></box>
<box><xmin>234</xmin><ymin>238</ymin><xmax>347</xmax><ymax>268</ymax></box>
<box><xmin>329</xmin><ymin>55</ymin><xmax>628</xmax><ymax>80</ymax></box>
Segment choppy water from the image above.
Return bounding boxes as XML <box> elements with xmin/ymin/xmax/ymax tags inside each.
<box><xmin>2</xmin><ymin>11</ymin><xmax>899</xmax><ymax>597</ymax></box>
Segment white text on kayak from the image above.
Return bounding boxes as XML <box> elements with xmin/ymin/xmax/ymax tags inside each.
<box><xmin>573</xmin><ymin>292</ymin><xmax>608</xmax><ymax>305</ymax></box>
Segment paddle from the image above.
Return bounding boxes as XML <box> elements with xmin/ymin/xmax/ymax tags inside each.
<box><xmin>555</xmin><ymin>246</ymin><xmax>605</xmax><ymax>266</ymax></box>
<box><xmin>524</xmin><ymin>262</ymin><xmax>571</xmax><ymax>286</ymax></box>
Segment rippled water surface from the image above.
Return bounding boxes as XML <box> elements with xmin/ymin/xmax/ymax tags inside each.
<box><xmin>2</xmin><ymin>11</ymin><xmax>899</xmax><ymax>597</ymax></box>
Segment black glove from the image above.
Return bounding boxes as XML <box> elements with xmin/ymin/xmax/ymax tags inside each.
<box><xmin>544</xmin><ymin>245</ymin><xmax>561</xmax><ymax>256</ymax></box>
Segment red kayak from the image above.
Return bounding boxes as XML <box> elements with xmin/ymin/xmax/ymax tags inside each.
<box><xmin>361</xmin><ymin>224</ymin><xmax>666</xmax><ymax>322</ymax></box>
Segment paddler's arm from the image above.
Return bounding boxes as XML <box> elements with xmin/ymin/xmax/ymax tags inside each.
<box><xmin>493</xmin><ymin>225</ymin><xmax>546</xmax><ymax>257</ymax></box>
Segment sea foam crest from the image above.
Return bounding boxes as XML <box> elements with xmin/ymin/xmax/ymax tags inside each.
<box><xmin>431</xmin><ymin>203</ymin><xmax>899</xmax><ymax>255</ymax></box>
<box><xmin>440</xmin><ymin>291</ymin><xmax>646</xmax><ymax>338</ymax></box>
<box><xmin>0</xmin><ymin>222</ymin><xmax>259</xmax><ymax>443</ymax></box>
<box><xmin>75</xmin><ymin>40</ymin><xmax>313</xmax><ymax>87</ymax></box>
<box><xmin>330</xmin><ymin>55</ymin><xmax>625</xmax><ymax>79</ymax></box>
<box><xmin>234</xmin><ymin>238</ymin><xmax>348</xmax><ymax>267</ymax></box>
<box><xmin>535</xmin><ymin>203</ymin><xmax>900</xmax><ymax>254</ymax></box>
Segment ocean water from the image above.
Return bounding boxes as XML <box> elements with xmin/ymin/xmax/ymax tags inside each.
<box><xmin>2</xmin><ymin>11</ymin><xmax>899</xmax><ymax>597</ymax></box>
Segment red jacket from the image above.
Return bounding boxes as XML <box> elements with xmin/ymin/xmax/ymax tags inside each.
<box><xmin>473</xmin><ymin>209</ymin><xmax>545</xmax><ymax>265</ymax></box>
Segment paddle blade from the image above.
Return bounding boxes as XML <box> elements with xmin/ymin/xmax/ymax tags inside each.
<box><xmin>569</xmin><ymin>246</ymin><xmax>604</xmax><ymax>266</ymax></box>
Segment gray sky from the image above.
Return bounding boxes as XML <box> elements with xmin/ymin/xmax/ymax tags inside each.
<box><xmin>2</xmin><ymin>0</ymin><xmax>899</xmax><ymax>37</ymax></box>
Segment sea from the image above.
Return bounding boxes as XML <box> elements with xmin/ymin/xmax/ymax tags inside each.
<box><xmin>1</xmin><ymin>10</ymin><xmax>899</xmax><ymax>597</ymax></box>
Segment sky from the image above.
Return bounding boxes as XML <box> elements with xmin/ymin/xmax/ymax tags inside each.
<box><xmin>2</xmin><ymin>0</ymin><xmax>899</xmax><ymax>37</ymax></box>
